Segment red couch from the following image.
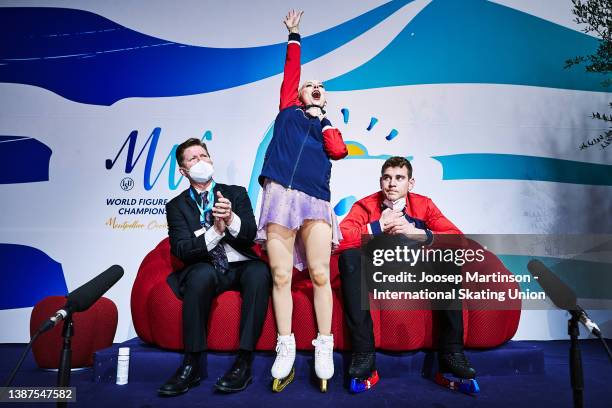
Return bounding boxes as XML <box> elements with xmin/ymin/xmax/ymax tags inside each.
<box><xmin>131</xmin><ymin>238</ymin><xmax>520</xmax><ymax>351</ymax></box>
<box><xmin>30</xmin><ymin>296</ymin><xmax>118</xmax><ymax>368</ymax></box>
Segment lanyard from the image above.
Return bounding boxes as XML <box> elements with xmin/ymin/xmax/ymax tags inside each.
<box><xmin>189</xmin><ymin>181</ymin><xmax>216</xmax><ymax>225</ymax></box>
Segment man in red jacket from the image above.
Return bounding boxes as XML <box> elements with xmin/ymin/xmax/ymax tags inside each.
<box><xmin>337</xmin><ymin>156</ymin><xmax>476</xmax><ymax>392</ymax></box>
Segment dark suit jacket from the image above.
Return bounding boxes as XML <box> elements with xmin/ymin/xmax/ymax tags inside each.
<box><xmin>165</xmin><ymin>182</ymin><xmax>258</xmax><ymax>298</ymax></box>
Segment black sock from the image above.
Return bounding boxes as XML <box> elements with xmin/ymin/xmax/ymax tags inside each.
<box><xmin>184</xmin><ymin>351</ymin><xmax>202</xmax><ymax>365</ymax></box>
<box><xmin>238</xmin><ymin>349</ymin><xmax>253</xmax><ymax>363</ymax></box>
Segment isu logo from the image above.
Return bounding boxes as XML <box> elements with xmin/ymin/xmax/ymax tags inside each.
<box><xmin>120</xmin><ymin>177</ymin><xmax>134</xmax><ymax>191</ymax></box>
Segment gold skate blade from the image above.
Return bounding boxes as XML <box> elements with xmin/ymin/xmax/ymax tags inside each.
<box><xmin>272</xmin><ymin>367</ymin><xmax>295</xmax><ymax>392</ymax></box>
<box><xmin>320</xmin><ymin>379</ymin><xmax>328</xmax><ymax>393</ymax></box>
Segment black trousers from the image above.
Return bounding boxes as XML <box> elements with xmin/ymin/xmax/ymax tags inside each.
<box><xmin>181</xmin><ymin>259</ymin><xmax>271</xmax><ymax>352</ymax></box>
<box><xmin>339</xmin><ymin>248</ymin><xmax>464</xmax><ymax>353</ymax></box>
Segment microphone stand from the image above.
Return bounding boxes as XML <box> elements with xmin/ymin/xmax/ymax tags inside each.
<box><xmin>56</xmin><ymin>313</ymin><xmax>74</xmax><ymax>408</ymax></box>
<box><xmin>600</xmin><ymin>336</ymin><xmax>612</xmax><ymax>364</ymax></box>
<box><xmin>568</xmin><ymin>311</ymin><xmax>583</xmax><ymax>408</ymax></box>
<box><xmin>527</xmin><ymin>259</ymin><xmax>612</xmax><ymax>408</ymax></box>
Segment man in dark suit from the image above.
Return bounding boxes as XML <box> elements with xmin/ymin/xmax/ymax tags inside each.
<box><xmin>158</xmin><ymin>138</ymin><xmax>271</xmax><ymax>396</ymax></box>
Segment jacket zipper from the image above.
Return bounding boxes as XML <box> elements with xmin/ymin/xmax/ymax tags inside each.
<box><xmin>288</xmin><ymin>122</ymin><xmax>312</xmax><ymax>189</ymax></box>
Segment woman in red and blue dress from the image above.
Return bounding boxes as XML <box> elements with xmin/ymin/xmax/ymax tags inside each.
<box><xmin>257</xmin><ymin>10</ymin><xmax>348</xmax><ymax>392</ymax></box>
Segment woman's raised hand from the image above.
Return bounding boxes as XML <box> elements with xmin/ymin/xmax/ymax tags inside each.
<box><xmin>283</xmin><ymin>10</ymin><xmax>303</xmax><ymax>34</ymax></box>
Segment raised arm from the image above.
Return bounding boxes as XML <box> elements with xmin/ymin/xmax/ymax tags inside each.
<box><xmin>279</xmin><ymin>10</ymin><xmax>303</xmax><ymax>110</ymax></box>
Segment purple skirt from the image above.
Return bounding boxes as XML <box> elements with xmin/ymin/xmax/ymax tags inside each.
<box><xmin>256</xmin><ymin>179</ymin><xmax>342</xmax><ymax>271</ymax></box>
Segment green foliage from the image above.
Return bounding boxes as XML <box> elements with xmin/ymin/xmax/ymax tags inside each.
<box><xmin>565</xmin><ymin>0</ymin><xmax>611</xmax><ymax>150</ymax></box>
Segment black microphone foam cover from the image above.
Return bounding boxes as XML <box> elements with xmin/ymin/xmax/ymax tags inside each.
<box><xmin>67</xmin><ymin>265</ymin><xmax>124</xmax><ymax>312</ymax></box>
<box><xmin>527</xmin><ymin>259</ymin><xmax>577</xmax><ymax>311</ymax></box>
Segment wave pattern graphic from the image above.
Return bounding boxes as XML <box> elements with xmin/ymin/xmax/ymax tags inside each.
<box><xmin>433</xmin><ymin>154</ymin><xmax>612</xmax><ymax>186</ymax></box>
<box><xmin>334</xmin><ymin>196</ymin><xmax>357</xmax><ymax>216</ymax></box>
<box><xmin>0</xmin><ymin>136</ymin><xmax>52</xmax><ymax>184</ymax></box>
<box><xmin>0</xmin><ymin>1</ymin><xmax>411</xmax><ymax>105</ymax></box>
<box><xmin>325</xmin><ymin>0</ymin><xmax>607</xmax><ymax>93</ymax></box>
<box><xmin>248</xmin><ymin>122</ymin><xmax>275</xmax><ymax>206</ymax></box>
<box><xmin>0</xmin><ymin>244</ymin><xmax>67</xmax><ymax>310</ymax></box>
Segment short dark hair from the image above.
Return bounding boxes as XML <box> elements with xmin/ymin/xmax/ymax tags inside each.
<box><xmin>175</xmin><ymin>138</ymin><xmax>209</xmax><ymax>166</ymax></box>
<box><xmin>381</xmin><ymin>156</ymin><xmax>412</xmax><ymax>178</ymax></box>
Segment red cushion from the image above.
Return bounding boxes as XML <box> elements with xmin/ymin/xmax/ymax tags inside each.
<box><xmin>131</xmin><ymin>238</ymin><xmax>179</xmax><ymax>345</ymax></box>
<box><xmin>147</xmin><ymin>281</ymin><xmax>183</xmax><ymax>350</ymax></box>
<box><xmin>131</xmin><ymin>238</ymin><xmax>521</xmax><ymax>351</ymax></box>
<box><xmin>255</xmin><ymin>299</ymin><xmax>278</xmax><ymax>350</ymax></box>
<box><xmin>463</xmin><ymin>246</ymin><xmax>521</xmax><ymax>347</ymax></box>
<box><xmin>376</xmin><ymin>242</ymin><xmax>521</xmax><ymax>350</ymax></box>
<box><xmin>30</xmin><ymin>296</ymin><xmax>117</xmax><ymax>368</ymax></box>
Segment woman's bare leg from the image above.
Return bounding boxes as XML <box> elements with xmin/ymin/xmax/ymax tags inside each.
<box><xmin>300</xmin><ymin>220</ymin><xmax>333</xmax><ymax>335</ymax></box>
<box><xmin>266</xmin><ymin>223</ymin><xmax>297</xmax><ymax>336</ymax></box>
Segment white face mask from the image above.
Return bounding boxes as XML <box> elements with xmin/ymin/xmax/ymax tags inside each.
<box><xmin>188</xmin><ymin>160</ymin><xmax>214</xmax><ymax>183</ymax></box>
<box><xmin>384</xmin><ymin>197</ymin><xmax>406</xmax><ymax>211</ymax></box>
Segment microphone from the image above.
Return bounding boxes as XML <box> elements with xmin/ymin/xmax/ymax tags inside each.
<box><xmin>67</xmin><ymin>265</ymin><xmax>124</xmax><ymax>312</ymax></box>
<box><xmin>527</xmin><ymin>259</ymin><xmax>601</xmax><ymax>337</ymax></box>
<box><xmin>527</xmin><ymin>259</ymin><xmax>576</xmax><ymax>310</ymax></box>
<box><xmin>37</xmin><ymin>309</ymin><xmax>70</xmax><ymax>334</ymax></box>
<box><xmin>38</xmin><ymin>265</ymin><xmax>124</xmax><ymax>333</ymax></box>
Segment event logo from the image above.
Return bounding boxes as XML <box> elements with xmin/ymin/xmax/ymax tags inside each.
<box><xmin>120</xmin><ymin>177</ymin><xmax>134</xmax><ymax>191</ymax></box>
<box><xmin>103</xmin><ymin>128</ymin><xmax>211</xmax><ymax>231</ymax></box>
<box><xmin>105</xmin><ymin>127</ymin><xmax>212</xmax><ymax>190</ymax></box>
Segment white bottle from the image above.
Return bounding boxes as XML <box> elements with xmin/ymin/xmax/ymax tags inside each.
<box><xmin>116</xmin><ymin>347</ymin><xmax>130</xmax><ymax>385</ymax></box>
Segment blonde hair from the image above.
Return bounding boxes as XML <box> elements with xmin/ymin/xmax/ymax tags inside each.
<box><xmin>299</xmin><ymin>80</ymin><xmax>323</xmax><ymax>94</ymax></box>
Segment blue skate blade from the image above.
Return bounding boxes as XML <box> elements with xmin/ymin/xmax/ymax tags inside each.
<box><xmin>470</xmin><ymin>379</ymin><xmax>480</xmax><ymax>394</ymax></box>
<box><xmin>349</xmin><ymin>371</ymin><xmax>380</xmax><ymax>393</ymax></box>
<box><xmin>458</xmin><ymin>379</ymin><xmax>480</xmax><ymax>395</ymax></box>
<box><xmin>350</xmin><ymin>378</ymin><xmax>368</xmax><ymax>393</ymax></box>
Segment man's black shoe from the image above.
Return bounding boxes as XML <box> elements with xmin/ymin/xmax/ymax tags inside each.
<box><xmin>158</xmin><ymin>362</ymin><xmax>201</xmax><ymax>396</ymax></box>
<box><xmin>438</xmin><ymin>352</ymin><xmax>476</xmax><ymax>379</ymax></box>
<box><xmin>214</xmin><ymin>355</ymin><xmax>253</xmax><ymax>393</ymax></box>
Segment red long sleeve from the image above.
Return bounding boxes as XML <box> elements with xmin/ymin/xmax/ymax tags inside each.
<box><xmin>279</xmin><ymin>40</ymin><xmax>301</xmax><ymax>110</ymax></box>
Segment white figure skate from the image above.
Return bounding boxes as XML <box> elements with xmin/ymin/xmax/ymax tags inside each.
<box><xmin>271</xmin><ymin>333</ymin><xmax>296</xmax><ymax>392</ymax></box>
<box><xmin>312</xmin><ymin>333</ymin><xmax>334</xmax><ymax>392</ymax></box>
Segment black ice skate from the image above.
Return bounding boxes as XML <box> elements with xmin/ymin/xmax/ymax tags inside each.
<box><xmin>422</xmin><ymin>351</ymin><xmax>479</xmax><ymax>395</ymax></box>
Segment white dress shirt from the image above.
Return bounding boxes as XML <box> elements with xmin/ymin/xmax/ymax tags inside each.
<box><xmin>192</xmin><ymin>183</ymin><xmax>250</xmax><ymax>263</ymax></box>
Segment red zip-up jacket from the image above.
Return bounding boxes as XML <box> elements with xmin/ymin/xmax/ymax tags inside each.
<box><xmin>279</xmin><ymin>33</ymin><xmax>348</xmax><ymax>159</ymax></box>
<box><xmin>337</xmin><ymin>191</ymin><xmax>462</xmax><ymax>252</ymax></box>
